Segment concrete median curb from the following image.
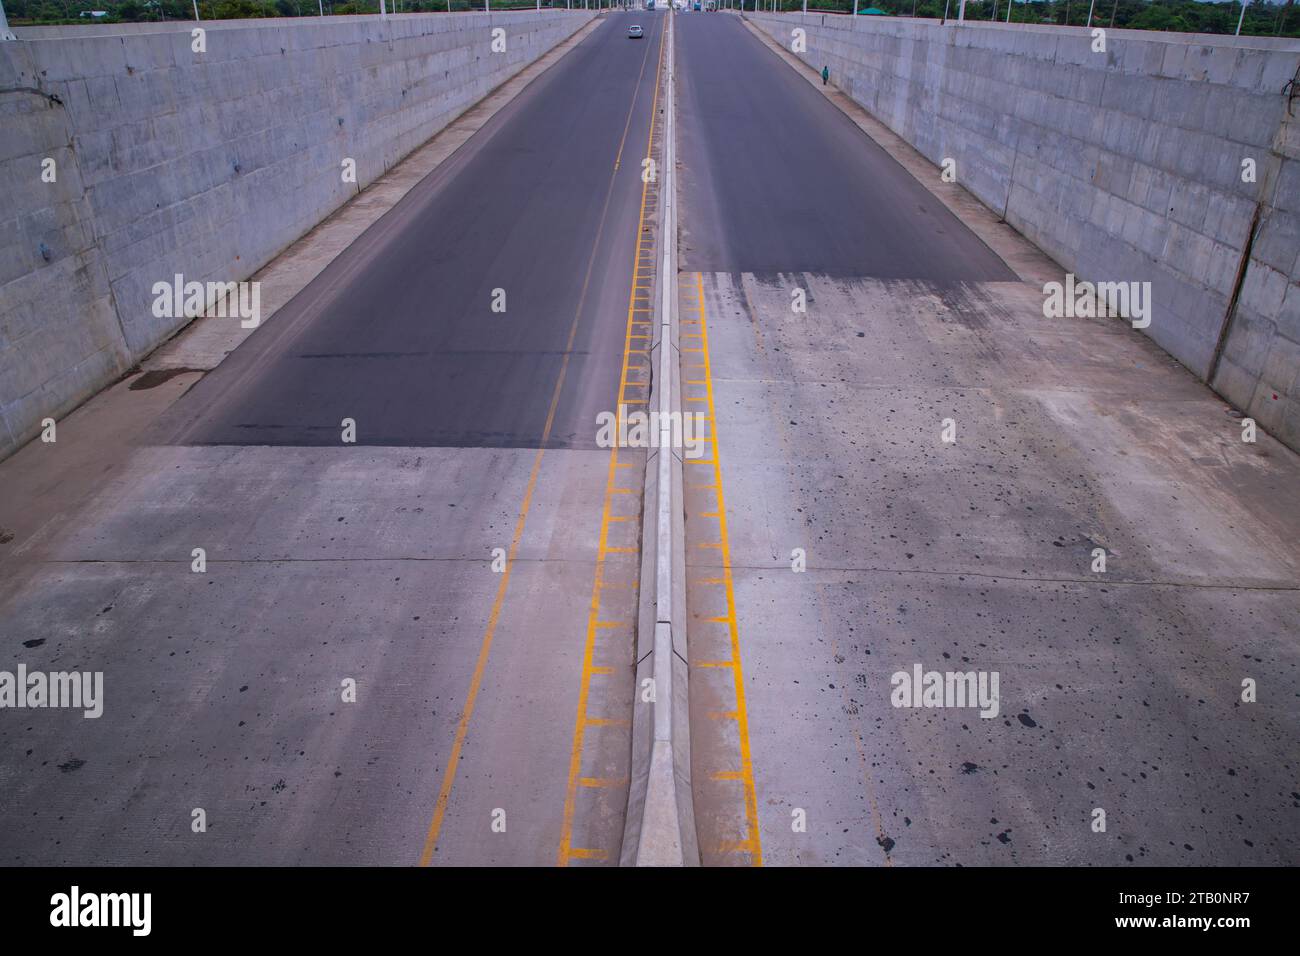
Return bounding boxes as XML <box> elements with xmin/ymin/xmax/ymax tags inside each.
<box><xmin>622</xmin><ymin>9</ymin><xmax>700</xmax><ymax>868</ymax></box>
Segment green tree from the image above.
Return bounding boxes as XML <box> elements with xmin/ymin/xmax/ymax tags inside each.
<box><xmin>1130</xmin><ymin>3</ymin><xmax>1189</xmax><ymax>30</ymax></box>
<box><xmin>211</xmin><ymin>0</ymin><xmax>275</xmax><ymax>15</ymax></box>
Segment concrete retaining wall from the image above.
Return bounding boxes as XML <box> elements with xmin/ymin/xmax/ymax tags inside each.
<box><xmin>747</xmin><ymin>14</ymin><xmax>1300</xmax><ymax>450</ymax></box>
<box><xmin>0</xmin><ymin>11</ymin><xmax>594</xmax><ymax>460</ymax></box>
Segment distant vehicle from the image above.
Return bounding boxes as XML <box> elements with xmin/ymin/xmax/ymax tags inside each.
<box><xmin>628</xmin><ymin>25</ymin><xmax>645</xmax><ymax>39</ymax></box>
<box><xmin>693</xmin><ymin>1</ymin><xmax>700</xmax><ymax>8</ymax></box>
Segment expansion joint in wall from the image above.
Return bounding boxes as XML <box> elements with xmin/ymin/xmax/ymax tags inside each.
<box><xmin>1208</xmin><ymin>61</ymin><xmax>1300</xmax><ymax>386</ymax></box>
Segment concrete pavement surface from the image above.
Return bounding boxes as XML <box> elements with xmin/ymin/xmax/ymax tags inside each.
<box><xmin>0</xmin><ymin>7</ymin><xmax>1296</xmax><ymax>872</ymax></box>
<box><xmin>0</xmin><ymin>11</ymin><xmax>666</xmax><ymax>865</ymax></box>
<box><xmin>675</xmin><ymin>12</ymin><xmax>1300</xmax><ymax>866</ymax></box>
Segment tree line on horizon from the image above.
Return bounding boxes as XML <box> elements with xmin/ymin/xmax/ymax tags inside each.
<box><xmin>6</xmin><ymin>0</ymin><xmax>1298</xmax><ymax>38</ymax></box>
<box><xmin>7</xmin><ymin>0</ymin><xmax>553</xmax><ymax>21</ymax></box>
<box><xmin>820</xmin><ymin>0</ymin><xmax>1297</xmax><ymax>36</ymax></box>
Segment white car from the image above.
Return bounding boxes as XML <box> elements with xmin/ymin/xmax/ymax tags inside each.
<box><xmin>628</xmin><ymin>25</ymin><xmax>644</xmax><ymax>39</ymax></box>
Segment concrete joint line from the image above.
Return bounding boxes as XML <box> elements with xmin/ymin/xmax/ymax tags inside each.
<box><xmin>1210</xmin><ymin>83</ymin><xmax>1295</xmax><ymax>386</ymax></box>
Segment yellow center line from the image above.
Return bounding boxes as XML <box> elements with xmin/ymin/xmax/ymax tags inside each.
<box><xmin>692</xmin><ymin>271</ymin><xmax>763</xmax><ymax>867</ymax></box>
<box><xmin>417</xmin><ymin>17</ymin><xmax>665</xmax><ymax>868</ymax></box>
<box><xmin>557</xmin><ymin>14</ymin><xmax>668</xmax><ymax>869</ymax></box>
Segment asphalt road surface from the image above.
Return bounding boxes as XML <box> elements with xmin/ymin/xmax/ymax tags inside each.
<box><xmin>162</xmin><ymin>13</ymin><xmax>664</xmax><ymax>450</ymax></box>
<box><xmin>0</xmin><ymin>12</ymin><xmax>664</xmax><ymax>866</ymax></box>
<box><xmin>1</xmin><ymin>10</ymin><xmax>1296</xmax><ymax>872</ymax></box>
<box><xmin>675</xmin><ymin>13</ymin><xmax>1014</xmax><ymax>280</ymax></box>
<box><xmin>674</xmin><ymin>13</ymin><xmax>1300</xmax><ymax>866</ymax></box>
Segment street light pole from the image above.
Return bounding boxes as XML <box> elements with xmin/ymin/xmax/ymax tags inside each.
<box><xmin>1236</xmin><ymin>0</ymin><xmax>1248</xmax><ymax>35</ymax></box>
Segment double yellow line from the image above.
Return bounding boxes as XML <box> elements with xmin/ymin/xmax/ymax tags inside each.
<box><xmin>419</xmin><ymin>17</ymin><xmax>667</xmax><ymax>867</ymax></box>
<box><xmin>558</xmin><ymin>18</ymin><xmax>669</xmax><ymax>868</ymax></box>
<box><xmin>681</xmin><ymin>273</ymin><xmax>763</xmax><ymax>865</ymax></box>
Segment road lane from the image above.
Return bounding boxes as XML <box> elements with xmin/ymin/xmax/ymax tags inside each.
<box><xmin>676</xmin><ymin>13</ymin><xmax>1300</xmax><ymax>866</ymax></box>
<box><xmin>160</xmin><ymin>12</ymin><xmax>664</xmax><ymax>450</ymax></box>
<box><xmin>675</xmin><ymin>13</ymin><xmax>1014</xmax><ymax>280</ymax></box>
<box><xmin>0</xmin><ymin>11</ymin><xmax>664</xmax><ymax>866</ymax></box>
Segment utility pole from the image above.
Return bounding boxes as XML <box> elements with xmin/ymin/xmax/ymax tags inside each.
<box><xmin>1236</xmin><ymin>0</ymin><xmax>1249</xmax><ymax>35</ymax></box>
